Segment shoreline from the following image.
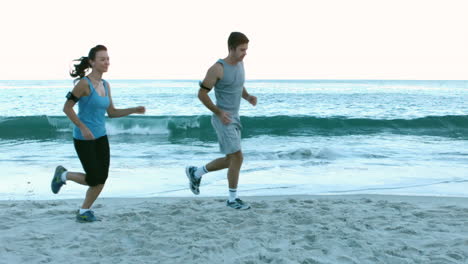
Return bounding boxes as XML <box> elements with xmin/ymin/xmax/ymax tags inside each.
<box><xmin>2</xmin><ymin>193</ymin><xmax>468</xmax><ymax>204</ymax></box>
<box><xmin>2</xmin><ymin>192</ymin><xmax>468</xmax><ymax>203</ymax></box>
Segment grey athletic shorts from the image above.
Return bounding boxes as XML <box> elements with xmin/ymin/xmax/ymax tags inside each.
<box><xmin>211</xmin><ymin>115</ymin><xmax>242</xmax><ymax>155</ymax></box>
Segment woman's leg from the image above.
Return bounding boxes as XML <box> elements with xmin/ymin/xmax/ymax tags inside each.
<box><xmin>79</xmin><ymin>136</ymin><xmax>110</xmax><ymax>209</ymax></box>
<box><xmin>81</xmin><ymin>184</ymin><xmax>105</xmax><ymax>209</ymax></box>
<box><xmin>66</xmin><ymin>172</ymin><xmax>87</xmax><ymax>185</ymax></box>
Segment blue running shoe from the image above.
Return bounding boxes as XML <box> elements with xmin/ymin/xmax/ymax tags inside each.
<box><xmin>51</xmin><ymin>165</ymin><xmax>67</xmax><ymax>194</ymax></box>
<box><xmin>76</xmin><ymin>210</ymin><xmax>97</xmax><ymax>223</ymax></box>
<box><xmin>226</xmin><ymin>198</ymin><xmax>251</xmax><ymax>210</ymax></box>
<box><xmin>185</xmin><ymin>166</ymin><xmax>201</xmax><ymax>195</ymax></box>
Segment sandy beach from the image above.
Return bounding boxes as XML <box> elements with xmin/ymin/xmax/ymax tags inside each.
<box><xmin>1</xmin><ymin>194</ymin><xmax>467</xmax><ymax>264</ymax></box>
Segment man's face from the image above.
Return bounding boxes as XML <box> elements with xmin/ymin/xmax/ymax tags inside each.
<box><xmin>232</xmin><ymin>43</ymin><xmax>248</xmax><ymax>62</ymax></box>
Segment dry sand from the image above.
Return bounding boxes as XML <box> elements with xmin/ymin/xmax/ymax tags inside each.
<box><xmin>1</xmin><ymin>195</ymin><xmax>468</xmax><ymax>264</ymax></box>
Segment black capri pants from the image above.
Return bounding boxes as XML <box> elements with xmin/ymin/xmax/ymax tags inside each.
<box><xmin>73</xmin><ymin>135</ymin><xmax>110</xmax><ymax>187</ymax></box>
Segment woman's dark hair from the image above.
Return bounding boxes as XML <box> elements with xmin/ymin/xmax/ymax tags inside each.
<box><xmin>70</xmin><ymin>45</ymin><xmax>107</xmax><ymax>78</ymax></box>
<box><xmin>228</xmin><ymin>32</ymin><xmax>249</xmax><ymax>51</ymax></box>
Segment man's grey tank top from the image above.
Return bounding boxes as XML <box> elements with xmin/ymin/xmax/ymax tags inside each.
<box><xmin>214</xmin><ymin>59</ymin><xmax>245</xmax><ymax>118</ymax></box>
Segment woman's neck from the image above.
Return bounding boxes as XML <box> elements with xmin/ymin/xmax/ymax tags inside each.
<box><xmin>88</xmin><ymin>71</ymin><xmax>103</xmax><ymax>81</ymax></box>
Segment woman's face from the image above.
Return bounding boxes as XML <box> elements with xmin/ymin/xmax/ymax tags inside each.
<box><xmin>91</xmin><ymin>50</ymin><xmax>110</xmax><ymax>73</ymax></box>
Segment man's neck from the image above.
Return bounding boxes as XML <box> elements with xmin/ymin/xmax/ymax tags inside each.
<box><xmin>223</xmin><ymin>56</ymin><xmax>239</xmax><ymax>66</ymax></box>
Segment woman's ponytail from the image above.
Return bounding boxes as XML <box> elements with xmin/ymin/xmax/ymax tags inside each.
<box><xmin>70</xmin><ymin>56</ymin><xmax>91</xmax><ymax>78</ymax></box>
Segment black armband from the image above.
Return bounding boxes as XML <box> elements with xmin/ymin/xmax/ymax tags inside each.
<box><xmin>199</xmin><ymin>81</ymin><xmax>212</xmax><ymax>91</ymax></box>
<box><xmin>66</xmin><ymin>91</ymin><xmax>80</xmax><ymax>102</ymax></box>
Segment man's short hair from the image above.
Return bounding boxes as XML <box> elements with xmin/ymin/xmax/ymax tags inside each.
<box><xmin>228</xmin><ymin>32</ymin><xmax>249</xmax><ymax>50</ymax></box>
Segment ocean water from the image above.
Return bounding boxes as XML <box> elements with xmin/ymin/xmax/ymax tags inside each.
<box><xmin>1</xmin><ymin>79</ymin><xmax>467</xmax><ymax>200</ymax></box>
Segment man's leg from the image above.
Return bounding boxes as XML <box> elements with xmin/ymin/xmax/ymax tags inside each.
<box><xmin>205</xmin><ymin>156</ymin><xmax>231</xmax><ymax>172</ymax></box>
<box><xmin>226</xmin><ymin>151</ymin><xmax>243</xmax><ymax>189</ymax></box>
<box><xmin>225</xmin><ymin>150</ymin><xmax>250</xmax><ymax>209</ymax></box>
<box><xmin>186</xmin><ymin>155</ymin><xmax>231</xmax><ymax>195</ymax></box>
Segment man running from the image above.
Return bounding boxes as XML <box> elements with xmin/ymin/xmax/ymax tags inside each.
<box><xmin>186</xmin><ymin>32</ymin><xmax>257</xmax><ymax>210</ymax></box>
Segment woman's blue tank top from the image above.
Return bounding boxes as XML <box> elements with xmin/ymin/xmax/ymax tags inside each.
<box><xmin>73</xmin><ymin>77</ymin><xmax>110</xmax><ymax>140</ymax></box>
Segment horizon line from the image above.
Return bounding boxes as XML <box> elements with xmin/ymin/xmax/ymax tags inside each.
<box><xmin>0</xmin><ymin>78</ymin><xmax>467</xmax><ymax>82</ymax></box>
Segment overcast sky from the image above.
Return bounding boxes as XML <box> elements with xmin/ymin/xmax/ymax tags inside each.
<box><xmin>1</xmin><ymin>0</ymin><xmax>467</xmax><ymax>80</ymax></box>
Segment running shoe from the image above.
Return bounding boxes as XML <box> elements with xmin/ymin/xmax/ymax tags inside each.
<box><xmin>185</xmin><ymin>166</ymin><xmax>201</xmax><ymax>195</ymax></box>
<box><xmin>76</xmin><ymin>210</ymin><xmax>97</xmax><ymax>223</ymax></box>
<box><xmin>226</xmin><ymin>198</ymin><xmax>251</xmax><ymax>210</ymax></box>
<box><xmin>51</xmin><ymin>165</ymin><xmax>67</xmax><ymax>194</ymax></box>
